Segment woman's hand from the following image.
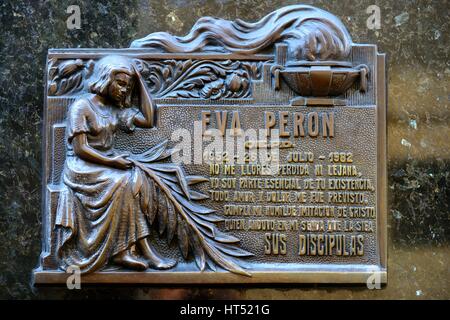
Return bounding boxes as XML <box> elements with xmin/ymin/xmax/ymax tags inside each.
<box><xmin>73</xmin><ymin>134</ymin><xmax>133</xmax><ymax>170</ymax></box>
<box><xmin>110</xmin><ymin>154</ymin><xmax>133</xmax><ymax>170</ymax></box>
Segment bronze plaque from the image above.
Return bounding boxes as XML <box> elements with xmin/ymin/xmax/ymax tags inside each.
<box><xmin>34</xmin><ymin>5</ymin><xmax>387</xmax><ymax>284</ymax></box>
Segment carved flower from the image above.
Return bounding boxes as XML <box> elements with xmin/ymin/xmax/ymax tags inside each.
<box><xmin>199</xmin><ymin>72</ymin><xmax>250</xmax><ymax>99</ymax></box>
<box><xmin>225</xmin><ymin>72</ymin><xmax>249</xmax><ymax>95</ymax></box>
<box><xmin>226</xmin><ymin>74</ymin><xmax>242</xmax><ymax>92</ymax></box>
<box><xmin>200</xmin><ymin>79</ymin><xmax>226</xmax><ymax>99</ymax></box>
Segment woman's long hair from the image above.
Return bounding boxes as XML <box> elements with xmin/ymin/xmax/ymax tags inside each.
<box><xmin>89</xmin><ymin>55</ymin><xmax>135</xmax><ymax>108</ymax></box>
<box><xmin>88</xmin><ymin>55</ymin><xmax>156</xmax><ymax>127</ymax></box>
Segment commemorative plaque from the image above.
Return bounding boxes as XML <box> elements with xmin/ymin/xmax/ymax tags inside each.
<box><xmin>34</xmin><ymin>5</ymin><xmax>387</xmax><ymax>284</ymax></box>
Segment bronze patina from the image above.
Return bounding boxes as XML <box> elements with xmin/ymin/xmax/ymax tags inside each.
<box><xmin>34</xmin><ymin>4</ymin><xmax>387</xmax><ymax>284</ymax></box>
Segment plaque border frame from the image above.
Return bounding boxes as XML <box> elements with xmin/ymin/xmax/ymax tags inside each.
<box><xmin>34</xmin><ymin>47</ymin><xmax>387</xmax><ymax>285</ymax></box>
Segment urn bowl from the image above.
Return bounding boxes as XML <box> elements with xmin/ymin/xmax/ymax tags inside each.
<box><xmin>280</xmin><ymin>61</ymin><xmax>368</xmax><ymax>97</ymax></box>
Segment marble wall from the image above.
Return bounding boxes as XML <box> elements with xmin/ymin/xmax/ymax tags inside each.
<box><xmin>0</xmin><ymin>0</ymin><xmax>448</xmax><ymax>299</ymax></box>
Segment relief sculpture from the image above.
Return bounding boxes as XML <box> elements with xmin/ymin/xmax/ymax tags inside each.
<box><xmin>35</xmin><ymin>4</ymin><xmax>386</xmax><ymax>284</ymax></box>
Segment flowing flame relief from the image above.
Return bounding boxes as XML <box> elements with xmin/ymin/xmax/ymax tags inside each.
<box><xmin>131</xmin><ymin>4</ymin><xmax>352</xmax><ymax>61</ymax></box>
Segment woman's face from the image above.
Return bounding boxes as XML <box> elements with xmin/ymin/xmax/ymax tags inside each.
<box><xmin>108</xmin><ymin>72</ymin><xmax>133</xmax><ymax>107</ymax></box>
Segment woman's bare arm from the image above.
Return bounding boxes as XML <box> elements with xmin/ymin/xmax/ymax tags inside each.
<box><xmin>132</xmin><ymin>67</ymin><xmax>156</xmax><ymax>128</ymax></box>
<box><xmin>133</xmin><ymin>108</ymin><xmax>154</xmax><ymax>128</ymax></box>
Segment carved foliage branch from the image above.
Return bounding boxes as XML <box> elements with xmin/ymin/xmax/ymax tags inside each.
<box><xmin>130</xmin><ymin>141</ymin><xmax>252</xmax><ymax>276</ymax></box>
<box><xmin>135</xmin><ymin>59</ymin><xmax>262</xmax><ymax>99</ymax></box>
<box><xmin>47</xmin><ymin>58</ymin><xmax>94</xmax><ymax>96</ymax></box>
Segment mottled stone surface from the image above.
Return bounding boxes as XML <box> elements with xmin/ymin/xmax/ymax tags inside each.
<box><xmin>0</xmin><ymin>0</ymin><xmax>448</xmax><ymax>299</ymax></box>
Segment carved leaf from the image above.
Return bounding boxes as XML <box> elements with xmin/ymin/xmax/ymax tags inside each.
<box><xmin>163</xmin><ymin>179</ymin><xmax>209</xmax><ymax>201</ymax></box>
<box><xmin>166</xmin><ymin>201</ymin><xmax>177</xmax><ymax>243</ymax></box>
<box><xmin>171</xmin><ymin>191</ymin><xmax>214</xmax><ymax>214</ymax></box>
<box><xmin>165</xmin><ymin>90</ymin><xmax>192</xmax><ymax>98</ymax></box>
<box><xmin>181</xmin><ymin>60</ymin><xmax>193</xmax><ymax>72</ymax></box>
<box><xmin>49</xmin><ymin>66</ymin><xmax>58</xmax><ymax>79</ymax></box>
<box><xmin>213</xmin><ymin>230</ymin><xmax>240</xmax><ymax>244</ymax></box>
<box><xmin>133</xmin><ymin>140</ymin><xmax>168</xmax><ymax>163</ymax></box>
<box><xmin>147</xmin><ymin>179</ymin><xmax>158</xmax><ymax>224</ymax></box>
<box><xmin>186</xmin><ymin>176</ymin><xmax>209</xmax><ymax>185</ymax></box>
<box><xmin>192</xmin><ymin>212</ymin><xmax>223</xmax><ymax>223</ymax></box>
<box><xmin>147</xmin><ymin>163</ymin><xmax>190</xmax><ymax>198</ymax></box>
<box><xmin>157</xmin><ymin>189</ymin><xmax>168</xmax><ymax>235</ymax></box>
<box><xmin>214</xmin><ymin>241</ymin><xmax>254</xmax><ymax>257</ymax></box>
<box><xmin>188</xmin><ymin>190</ymin><xmax>209</xmax><ymax>200</ymax></box>
<box><xmin>205</xmin><ymin>257</ymin><xmax>217</xmax><ymax>272</ymax></box>
<box><xmin>162</xmin><ymin>67</ymin><xmax>171</xmax><ymax>80</ymax></box>
<box><xmin>190</xmin><ymin>233</ymin><xmax>206</xmax><ymax>271</ymax></box>
<box><xmin>48</xmin><ymin>82</ymin><xmax>57</xmax><ymax>95</ymax></box>
<box><xmin>177</xmin><ymin>218</ymin><xmax>189</xmax><ymax>259</ymax></box>
<box><xmin>59</xmin><ymin>59</ymin><xmax>83</xmax><ymax>77</ymax></box>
